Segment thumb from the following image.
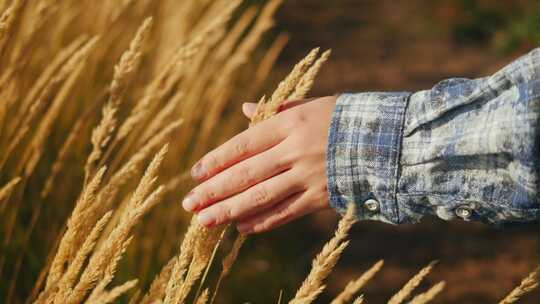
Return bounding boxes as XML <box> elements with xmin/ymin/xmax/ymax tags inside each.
<box><xmin>242</xmin><ymin>102</ymin><xmax>258</xmax><ymax>119</ymax></box>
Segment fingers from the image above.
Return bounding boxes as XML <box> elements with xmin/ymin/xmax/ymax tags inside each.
<box><xmin>182</xmin><ymin>144</ymin><xmax>291</xmax><ymax>212</ymax></box>
<box><xmin>235</xmin><ymin>190</ymin><xmax>316</xmax><ymax>234</ymax></box>
<box><xmin>191</xmin><ymin>118</ymin><xmax>287</xmax><ymax>181</ymax></box>
<box><xmin>195</xmin><ymin>169</ymin><xmax>303</xmax><ymax>227</ymax></box>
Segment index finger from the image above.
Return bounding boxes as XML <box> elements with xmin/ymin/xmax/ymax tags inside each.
<box><xmin>191</xmin><ymin>116</ymin><xmax>287</xmax><ymax>181</ymax></box>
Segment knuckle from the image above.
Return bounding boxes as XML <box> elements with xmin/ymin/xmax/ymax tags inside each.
<box><xmin>287</xmin><ymin>109</ymin><xmax>307</xmax><ymax>128</ymax></box>
<box><xmin>234</xmin><ymin>139</ymin><xmax>251</xmax><ymax>157</ymax></box>
<box><xmin>237</xmin><ymin>166</ymin><xmax>254</xmax><ymax>187</ymax></box>
<box><xmin>250</xmin><ymin>186</ymin><xmax>269</xmax><ymax>206</ymax></box>
<box><xmin>284</xmin><ymin>145</ymin><xmax>302</xmax><ymax>163</ymax></box>
<box><xmin>204</xmin><ymin>154</ymin><xmax>218</xmax><ymax>171</ymax></box>
<box><xmin>215</xmin><ymin>204</ymin><xmax>232</xmax><ymax>224</ymax></box>
<box><xmin>203</xmin><ymin>189</ymin><xmax>218</xmax><ymax>202</ymax></box>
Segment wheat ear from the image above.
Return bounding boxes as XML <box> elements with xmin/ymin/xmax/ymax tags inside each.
<box><xmin>195</xmin><ymin>228</ymin><xmax>227</xmax><ymax>300</ymax></box>
<box><xmin>163</xmin><ymin>217</ymin><xmax>200</xmax><ymax>303</ymax></box>
<box><xmin>94</xmin><ymin>119</ymin><xmax>182</xmax><ymax>215</ymax></box>
<box><xmin>52</xmin><ymin>211</ymin><xmax>113</xmax><ymax>302</ymax></box>
<box><xmin>251</xmin><ymin>48</ymin><xmax>331</xmax><ymax>124</ymax></box>
<box><xmin>84</xmin><ymin>17</ymin><xmax>153</xmax><ymax>183</ymax></box>
<box><xmin>23</xmin><ymin>59</ymin><xmax>87</xmax><ymax>178</ymax></box>
<box><xmin>114</xmin><ymin>27</ymin><xmax>202</xmax><ymax>145</ymax></box>
<box><xmin>499</xmin><ymin>265</ymin><xmax>540</xmax><ymax>304</ymax></box>
<box><xmin>331</xmin><ymin>260</ymin><xmax>384</xmax><ymax>304</ymax></box>
<box><xmin>289</xmin><ymin>49</ymin><xmax>332</xmax><ymax>100</ymax></box>
<box><xmin>45</xmin><ymin>166</ymin><xmax>108</xmax><ymax>291</ymax></box>
<box><xmin>211</xmin><ymin>233</ymin><xmax>247</xmax><ymax>303</ymax></box>
<box><xmin>86</xmin><ymin>279</ymin><xmax>138</xmax><ymax>304</ymax></box>
<box><xmin>176</xmin><ymin>225</ymin><xmax>226</xmax><ymax>303</ymax></box>
<box><xmin>3</xmin><ymin>37</ymin><xmax>99</xmax><ymax>174</ymax></box>
<box><xmin>140</xmin><ymin>258</ymin><xmax>175</xmax><ymax>304</ymax></box>
<box><xmin>195</xmin><ymin>288</ymin><xmax>210</xmax><ymax>304</ymax></box>
<box><xmin>388</xmin><ymin>261</ymin><xmax>438</xmax><ymax>304</ymax></box>
<box><xmin>409</xmin><ymin>281</ymin><xmax>446</xmax><ymax>304</ymax></box>
<box><xmin>69</xmin><ymin>145</ymin><xmax>168</xmax><ymax>303</ymax></box>
<box><xmin>0</xmin><ymin>0</ymin><xmax>26</xmax><ymax>61</ymax></box>
<box><xmin>290</xmin><ymin>204</ymin><xmax>357</xmax><ymax>304</ymax></box>
<box><xmin>352</xmin><ymin>295</ymin><xmax>364</xmax><ymax>304</ymax></box>
<box><xmin>0</xmin><ymin>176</ymin><xmax>20</xmax><ymax>203</ymax></box>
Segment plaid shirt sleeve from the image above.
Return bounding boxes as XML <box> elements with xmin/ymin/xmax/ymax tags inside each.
<box><xmin>327</xmin><ymin>48</ymin><xmax>540</xmax><ymax>225</ymax></box>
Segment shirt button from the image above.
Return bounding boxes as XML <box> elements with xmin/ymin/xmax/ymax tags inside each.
<box><xmin>455</xmin><ymin>206</ymin><xmax>473</xmax><ymax>220</ymax></box>
<box><xmin>364</xmin><ymin>199</ymin><xmax>380</xmax><ymax>213</ymax></box>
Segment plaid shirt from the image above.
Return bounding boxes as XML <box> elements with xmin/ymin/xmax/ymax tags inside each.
<box><xmin>327</xmin><ymin>48</ymin><xmax>540</xmax><ymax>225</ymax></box>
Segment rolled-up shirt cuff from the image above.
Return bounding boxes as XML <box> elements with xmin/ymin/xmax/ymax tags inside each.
<box><xmin>326</xmin><ymin>92</ymin><xmax>411</xmax><ymax>224</ymax></box>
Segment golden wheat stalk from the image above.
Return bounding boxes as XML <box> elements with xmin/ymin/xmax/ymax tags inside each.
<box><xmin>0</xmin><ymin>0</ymin><xmax>26</xmax><ymax>62</ymax></box>
<box><xmin>331</xmin><ymin>260</ymin><xmax>384</xmax><ymax>304</ymax></box>
<box><xmin>94</xmin><ymin>120</ymin><xmax>182</xmax><ymax>216</ymax></box>
<box><xmin>114</xmin><ymin>6</ymin><xmax>222</xmax><ymax>148</ymax></box>
<box><xmin>290</xmin><ymin>204</ymin><xmax>357</xmax><ymax>304</ymax></box>
<box><xmin>251</xmin><ymin>48</ymin><xmax>330</xmax><ymax>124</ymax></box>
<box><xmin>195</xmin><ymin>228</ymin><xmax>228</xmax><ymax>300</ymax></box>
<box><xmin>86</xmin><ymin>279</ymin><xmax>138</xmax><ymax>304</ymax></box>
<box><xmin>266</xmin><ymin>47</ymin><xmax>319</xmax><ymax>112</ymax></box>
<box><xmin>499</xmin><ymin>265</ymin><xmax>540</xmax><ymax>304</ymax></box>
<box><xmin>0</xmin><ymin>176</ymin><xmax>20</xmax><ymax>205</ymax></box>
<box><xmin>388</xmin><ymin>261</ymin><xmax>438</xmax><ymax>304</ymax></box>
<box><xmin>140</xmin><ymin>258</ymin><xmax>175</xmax><ymax>304</ymax></box>
<box><xmin>289</xmin><ymin>50</ymin><xmax>332</xmax><ymax>100</ymax></box>
<box><xmin>352</xmin><ymin>295</ymin><xmax>364</xmax><ymax>304</ymax></box>
<box><xmin>195</xmin><ymin>288</ymin><xmax>210</xmax><ymax>304</ymax></box>
<box><xmin>2</xmin><ymin>37</ymin><xmax>99</xmax><ymax>174</ymax></box>
<box><xmin>40</xmin><ymin>102</ymin><xmax>99</xmax><ymax>198</ymax></box>
<box><xmin>128</xmin><ymin>289</ymin><xmax>142</xmax><ymax>304</ymax></box>
<box><xmin>210</xmin><ymin>233</ymin><xmax>247</xmax><ymax>303</ymax></box>
<box><xmin>68</xmin><ymin>145</ymin><xmax>168</xmax><ymax>303</ymax></box>
<box><xmin>409</xmin><ymin>281</ymin><xmax>446</xmax><ymax>304</ymax></box>
<box><xmin>16</xmin><ymin>36</ymin><xmax>88</xmax><ymax>121</ymax></box>
<box><xmin>214</xmin><ymin>6</ymin><xmax>257</xmax><ymax>61</ymax></box>
<box><xmin>138</xmin><ymin>91</ymin><xmax>184</xmax><ymax>145</ymax></box>
<box><xmin>85</xmin><ymin>17</ymin><xmax>153</xmax><ymax>183</ymax></box>
<box><xmin>44</xmin><ymin>166</ymin><xmax>108</xmax><ymax>291</ymax></box>
<box><xmin>50</xmin><ymin>211</ymin><xmax>113</xmax><ymax>303</ymax></box>
<box><xmin>176</xmin><ymin>225</ymin><xmax>226</xmax><ymax>303</ymax></box>
<box><xmin>163</xmin><ymin>217</ymin><xmax>200</xmax><ymax>303</ymax></box>
<box><xmin>22</xmin><ymin>55</ymin><xmax>88</xmax><ymax>178</ymax></box>
<box><xmin>117</xmin><ymin>6</ymin><xmax>233</xmax><ymax>162</ymax></box>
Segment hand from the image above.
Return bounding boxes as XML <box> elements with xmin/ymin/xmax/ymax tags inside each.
<box><xmin>182</xmin><ymin>96</ymin><xmax>337</xmax><ymax>234</ymax></box>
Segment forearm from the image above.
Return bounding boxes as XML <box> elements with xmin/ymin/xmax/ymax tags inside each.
<box><xmin>327</xmin><ymin>48</ymin><xmax>540</xmax><ymax>225</ymax></box>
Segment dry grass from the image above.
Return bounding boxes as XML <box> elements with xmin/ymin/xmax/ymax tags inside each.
<box><xmin>388</xmin><ymin>261</ymin><xmax>438</xmax><ymax>304</ymax></box>
<box><xmin>331</xmin><ymin>260</ymin><xmax>384</xmax><ymax>304</ymax></box>
<box><xmin>0</xmin><ymin>1</ymin><xmax>538</xmax><ymax>303</ymax></box>
<box><xmin>499</xmin><ymin>266</ymin><xmax>540</xmax><ymax>304</ymax></box>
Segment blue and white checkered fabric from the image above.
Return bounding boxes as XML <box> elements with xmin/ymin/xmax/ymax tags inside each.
<box><xmin>327</xmin><ymin>48</ymin><xmax>540</xmax><ymax>225</ymax></box>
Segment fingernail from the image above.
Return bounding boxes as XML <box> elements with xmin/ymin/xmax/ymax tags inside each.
<box><xmin>182</xmin><ymin>191</ymin><xmax>198</xmax><ymax>211</ymax></box>
<box><xmin>197</xmin><ymin>211</ymin><xmax>214</xmax><ymax>227</ymax></box>
<box><xmin>242</xmin><ymin>102</ymin><xmax>258</xmax><ymax>117</ymax></box>
<box><xmin>191</xmin><ymin>161</ymin><xmax>205</xmax><ymax>180</ymax></box>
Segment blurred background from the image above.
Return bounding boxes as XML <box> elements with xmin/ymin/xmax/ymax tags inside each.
<box><xmin>227</xmin><ymin>0</ymin><xmax>540</xmax><ymax>303</ymax></box>
<box><xmin>2</xmin><ymin>0</ymin><xmax>540</xmax><ymax>303</ymax></box>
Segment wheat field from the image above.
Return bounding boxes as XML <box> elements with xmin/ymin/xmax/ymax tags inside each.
<box><xmin>0</xmin><ymin>0</ymin><xmax>538</xmax><ymax>303</ymax></box>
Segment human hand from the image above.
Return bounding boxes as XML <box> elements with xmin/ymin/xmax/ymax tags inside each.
<box><xmin>182</xmin><ymin>96</ymin><xmax>337</xmax><ymax>234</ymax></box>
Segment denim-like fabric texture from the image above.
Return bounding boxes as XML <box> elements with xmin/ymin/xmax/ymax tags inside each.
<box><xmin>327</xmin><ymin>48</ymin><xmax>540</xmax><ymax>225</ymax></box>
